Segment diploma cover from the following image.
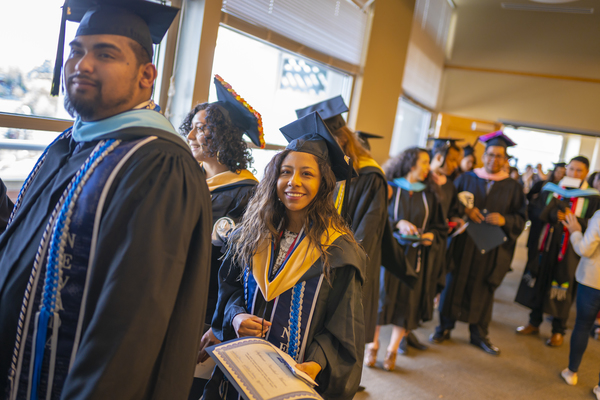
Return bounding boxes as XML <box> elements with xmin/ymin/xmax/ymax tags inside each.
<box><xmin>207</xmin><ymin>337</ymin><xmax>323</xmax><ymax>400</ymax></box>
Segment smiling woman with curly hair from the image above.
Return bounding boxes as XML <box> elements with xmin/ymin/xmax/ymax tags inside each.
<box><xmin>179</xmin><ymin>102</ymin><xmax>253</xmax><ymax>174</ymax></box>
<box><xmin>179</xmin><ymin>77</ymin><xmax>264</xmax><ymax>399</ymax></box>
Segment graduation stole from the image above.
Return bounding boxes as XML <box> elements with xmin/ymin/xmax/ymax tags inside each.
<box><xmin>356</xmin><ymin>155</ymin><xmax>385</xmax><ymax>176</ymax></box>
<box><xmin>206</xmin><ymin>169</ymin><xmax>258</xmax><ymax>193</ymax></box>
<box><xmin>7</xmin><ymin>136</ymin><xmax>157</xmax><ymax>400</ymax></box>
<box><xmin>390</xmin><ymin>183</ymin><xmax>429</xmax><ymax>273</ymax></box>
<box><xmin>244</xmin><ymin>228</ymin><xmax>342</xmax><ymax>361</ymax></box>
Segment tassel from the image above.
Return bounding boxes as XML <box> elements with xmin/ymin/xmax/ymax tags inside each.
<box><xmin>51</xmin><ymin>2</ymin><xmax>69</xmax><ymax>96</ymax></box>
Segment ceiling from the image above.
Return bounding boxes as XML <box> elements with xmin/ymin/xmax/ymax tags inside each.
<box><xmin>449</xmin><ymin>0</ymin><xmax>600</xmax><ymax>79</ymax></box>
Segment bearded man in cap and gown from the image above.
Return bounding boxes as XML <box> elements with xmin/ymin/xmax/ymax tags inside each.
<box><xmin>431</xmin><ymin>131</ymin><xmax>526</xmax><ymax>356</ymax></box>
<box><xmin>0</xmin><ymin>1</ymin><xmax>212</xmax><ymax>399</ymax></box>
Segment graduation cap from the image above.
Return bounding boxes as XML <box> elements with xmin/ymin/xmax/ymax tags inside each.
<box><xmin>356</xmin><ymin>131</ymin><xmax>383</xmax><ymax>151</ymax></box>
<box><xmin>553</xmin><ymin>162</ymin><xmax>567</xmax><ymax>168</ymax></box>
<box><xmin>478</xmin><ymin>131</ymin><xmax>517</xmax><ymax>148</ymax></box>
<box><xmin>213</xmin><ymin>75</ymin><xmax>265</xmax><ymax>148</ymax></box>
<box><xmin>427</xmin><ymin>137</ymin><xmax>463</xmax><ymax>153</ymax></box>
<box><xmin>51</xmin><ymin>0</ymin><xmax>179</xmax><ymax>95</ymax></box>
<box><xmin>295</xmin><ymin>96</ymin><xmax>349</xmax><ymax>133</ymax></box>
<box><xmin>280</xmin><ymin>112</ymin><xmax>356</xmax><ymax>181</ymax></box>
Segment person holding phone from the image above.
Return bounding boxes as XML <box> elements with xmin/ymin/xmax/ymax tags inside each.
<box><xmin>560</xmin><ymin>210</ymin><xmax>600</xmax><ymax>399</ymax></box>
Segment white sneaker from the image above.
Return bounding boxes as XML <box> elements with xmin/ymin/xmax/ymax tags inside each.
<box><xmin>561</xmin><ymin>368</ymin><xmax>578</xmax><ymax>385</ymax></box>
<box><xmin>593</xmin><ymin>385</ymin><xmax>600</xmax><ymax>400</ymax></box>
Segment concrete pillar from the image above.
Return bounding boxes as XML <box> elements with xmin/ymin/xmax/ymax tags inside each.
<box><xmin>348</xmin><ymin>0</ymin><xmax>416</xmax><ymax>165</ymax></box>
<box><xmin>167</xmin><ymin>0</ymin><xmax>222</xmax><ymax>128</ymax></box>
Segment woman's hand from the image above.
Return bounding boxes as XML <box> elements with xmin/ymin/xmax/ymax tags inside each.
<box><xmin>197</xmin><ymin>328</ymin><xmax>220</xmax><ymax>363</ymax></box>
<box><xmin>295</xmin><ymin>361</ymin><xmax>322</xmax><ymax>381</ymax></box>
<box><xmin>420</xmin><ymin>232</ymin><xmax>434</xmax><ymax>246</ymax></box>
<box><xmin>397</xmin><ymin>220</ymin><xmax>418</xmax><ymax>235</ymax></box>
<box><xmin>562</xmin><ymin>212</ymin><xmax>582</xmax><ymax>233</ymax></box>
<box><xmin>232</xmin><ymin>313</ymin><xmax>271</xmax><ymax>338</ymax></box>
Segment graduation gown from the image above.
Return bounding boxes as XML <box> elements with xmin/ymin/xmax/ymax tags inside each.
<box><xmin>440</xmin><ymin>171</ymin><xmax>526</xmax><ymax>325</ymax></box>
<box><xmin>525</xmin><ymin>179</ymin><xmax>548</xmax><ymax>268</ymax></box>
<box><xmin>515</xmin><ymin>186</ymin><xmax>600</xmax><ymax>319</ymax></box>
<box><xmin>205</xmin><ymin>170</ymin><xmax>257</xmax><ymax>326</ymax></box>
<box><xmin>0</xmin><ymin>178</ymin><xmax>14</xmax><ymax>233</ymax></box>
<box><xmin>0</xmin><ymin>125</ymin><xmax>212</xmax><ymax>399</ymax></box>
<box><xmin>344</xmin><ymin>158</ymin><xmax>388</xmax><ymax>343</ymax></box>
<box><xmin>435</xmin><ymin>177</ymin><xmax>462</xmax><ymax>293</ymax></box>
<box><xmin>378</xmin><ymin>183</ymin><xmax>447</xmax><ymax>330</ymax></box>
<box><xmin>208</xmin><ymin>232</ymin><xmax>367</xmax><ymax>400</ymax></box>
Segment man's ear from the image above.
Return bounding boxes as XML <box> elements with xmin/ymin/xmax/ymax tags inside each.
<box><xmin>139</xmin><ymin>63</ymin><xmax>157</xmax><ymax>90</ymax></box>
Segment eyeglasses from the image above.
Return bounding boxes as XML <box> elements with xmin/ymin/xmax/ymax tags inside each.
<box><xmin>484</xmin><ymin>153</ymin><xmax>507</xmax><ymax>160</ymax></box>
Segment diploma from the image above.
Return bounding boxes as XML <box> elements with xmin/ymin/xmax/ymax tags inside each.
<box><xmin>207</xmin><ymin>337</ymin><xmax>323</xmax><ymax>400</ymax></box>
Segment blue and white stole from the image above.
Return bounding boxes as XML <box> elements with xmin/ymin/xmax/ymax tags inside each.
<box><xmin>243</xmin><ymin>230</ymin><xmax>329</xmax><ymax>362</ymax></box>
<box><xmin>7</xmin><ymin>102</ymin><xmax>170</xmax><ymax>400</ymax></box>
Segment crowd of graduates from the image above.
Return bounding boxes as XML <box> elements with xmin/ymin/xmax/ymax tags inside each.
<box><xmin>2</xmin><ymin>2</ymin><xmax>600</xmax><ymax>400</ymax></box>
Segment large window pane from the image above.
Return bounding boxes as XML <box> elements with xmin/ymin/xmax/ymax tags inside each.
<box><xmin>0</xmin><ymin>0</ymin><xmax>78</xmax><ymax>119</ymax></box>
<box><xmin>209</xmin><ymin>26</ymin><xmax>354</xmax><ymax>146</ymax></box>
<box><xmin>388</xmin><ymin>98</ymin><xmax>432</xmax><ymax>158</ymax></box>
<box><xmin>504</xmin><ymin>127</ymin><xmax>563</xmax><ymax>172</ymax></box>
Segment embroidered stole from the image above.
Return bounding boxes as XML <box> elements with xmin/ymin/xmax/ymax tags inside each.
<box><xmin>8</xmin><ymin>137</ymin><xmax>156</xmax><ymax>400</ymax></box>
<box><xmin>244</xmin><ymin>228</ymin><xmax>343</xmax><ymax>361</ymax></box>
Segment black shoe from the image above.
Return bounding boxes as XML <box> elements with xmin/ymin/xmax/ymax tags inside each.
<box><xmin>470</xmin><ymin>337</ymin><xmax>500</xmax><ymax>356</ymax></box>
<box><xmin>429</xmin><ymin>329</ymin><xmax>451</xmax><ymax>343</ymax></box>
<box><xmin>398</xmin><ymin>336</ymin><xmax>408</xmax><ymax>355</ymax></box>
<box><xmin>407</xmin><ymin>331</ymin><xmax>429</xmax><ymax>350</ymax></box>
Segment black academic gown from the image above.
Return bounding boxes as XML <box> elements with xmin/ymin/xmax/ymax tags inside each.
<box><xmin>345</xmin><ymin>164</ymin><xmax>388</xmax><ymax>343</ymax></box>
<box><xmin>378</xmin><ymin>185</ymin><xmax>447</xmax><ymax>330</ymax></box>
<box><xmin>515</xmin><ymin>188</ymin><xmax>600</xmax><ymax>319</ymax></box>
<box><xmin>435</xmin><ymin>178</ymin><xmax>462</xmax><ymax>293</ymax></box>
<box><xmin>0</xmin><ymin>128</ymin><xmax>212</xmax><ymax>400</ymax></box>
<box><xmin>208</xmin><ymin>234</ymin><xmax>366</xmax><ymax>400</ymax></box>
<box><xmin>525</xmin><ymin>179</ymin><xmax>548</xmax><ymax>267</ymax></box>
<box><xmin>206</xmin><ymin>177</ymin><xmax>257</xmax><ymax>326</ymax></box>
<box><xmin>0</xmin><ymin>178</ymin><xmax>14</xmax><ymax>233</ymax></box>
<box><xmin>440</xmin><ymin>172</ymin><xmax>526</xmax><ymax>330</ymax></box>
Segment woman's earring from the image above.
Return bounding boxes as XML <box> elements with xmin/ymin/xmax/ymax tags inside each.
<box><xmin>216</xmin><ymin>150</ymin><xmax>223</xmax><ymax>165</ymax></box>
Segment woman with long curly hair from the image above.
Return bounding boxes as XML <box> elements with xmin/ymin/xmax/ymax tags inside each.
<box><xmin>179</xmin><ymin>76</ymin><xmax>263</xmax><ymax>399</ymax></box>
<box><xmin>364</xmin><ymin>147</ymin><xmax>447</xmax><ymax>371</ymax></box>
<box><xmin>204</xmin><ymin>112</ymin><xmax>366</xmax><ymax>400</ymax></box>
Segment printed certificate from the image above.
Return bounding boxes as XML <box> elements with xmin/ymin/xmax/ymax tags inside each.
<box><xmin>207</xmin><ymin>337</ymin><xmax>322</xmax><ymax>400</ymax></box>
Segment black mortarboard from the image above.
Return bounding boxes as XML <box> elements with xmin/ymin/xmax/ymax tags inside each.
<box><xmin>478</xmin><ymin>131</ymin><xmax>517</xmax><ymax>148</ymax></box>
<box><xmin>356</xmin><ymin>131</ymin><xmax>383</xmax><ymax>151</ymax></box>
<box><xmin>462</xmin><ymin>144</ymin><xmax>475</xmax><ymax>157</ymax></box>
<box><xmin>213</xmin><ymin>75</ymin><xmax>265</xmax><ymax>148</ymax></box>
<box><xmin>51</xmin><ymin>0</ymin><xmax>179</xmax><ymax>95</ymax></box>
<box><xmin>427</xmin><ymin>137</ymin><xmax>463</xmax><ymax>153</ymax></box>
<box><xmin>553</xmin><ymin>162</ymin><xmax>566</xmax><ymax>168</ymax></box>
<box><xmin>295</xmin><ymin>96</ymin><xmax>349</xmax><ymax>133</ymax></box>
<box><xmin>280</xmin><ymin>112</ymin><xmax>357</xmax><ymax>182</ymax></box>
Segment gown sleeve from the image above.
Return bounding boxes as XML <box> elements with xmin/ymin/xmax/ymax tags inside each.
<box><xmin>304</xmin><ymin>265</ymin><xmax>364</xmax><ymax>400</ymax></box>
<box><xmin>211</xmin><ymin>255</ymin><xmax>247</xmax><ymax>342</ymax></box>
<box><xmin>60</xmin><ymin>143</ymin><xmax>212</xmax><ymax>400</ymax></box>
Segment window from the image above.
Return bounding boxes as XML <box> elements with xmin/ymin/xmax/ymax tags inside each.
<box><xmin>388</xmin><ymin>98</ymin><xmax>432</xmax><ymax>158</ymax></box>
<box><xmin>503</xmin><ymin>127</ymin><xmax>563</xmax><ymax>172</ymax></box>
<box><xmin>208</xmin><ymin>26</ymin><xmax>354</xmax><ymax>173</ymax></box>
